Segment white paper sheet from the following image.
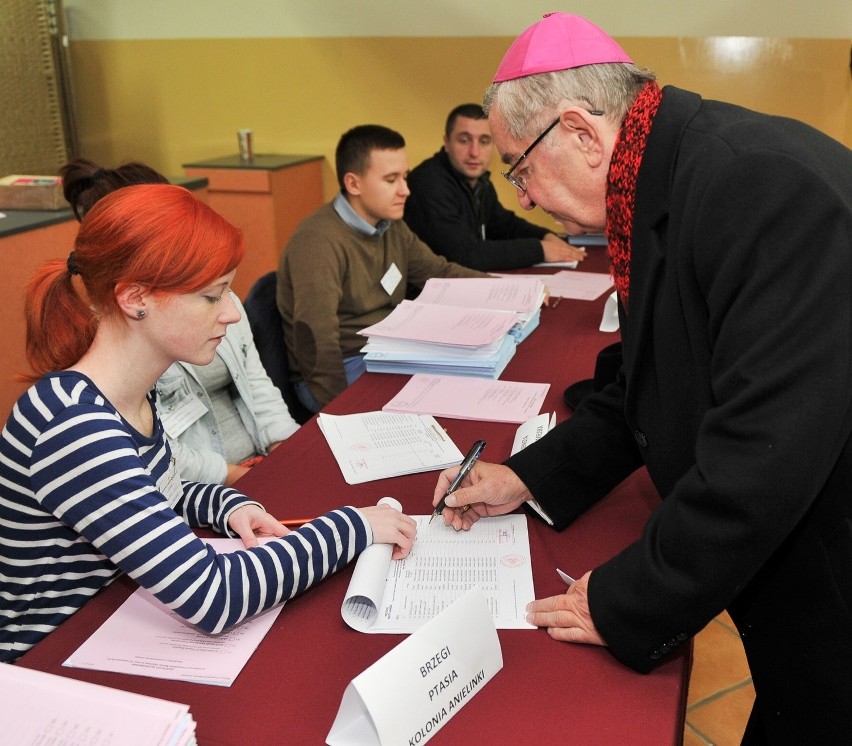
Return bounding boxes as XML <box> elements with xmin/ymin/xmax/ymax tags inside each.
<box><xmin>318</xmin><ymin>411</ymin><xmax>464</xmax><ymax>484</ymax></box>
<box><xmin>63</xmin><ymin>538</ymin><xmax>283</xmax><ymax>687</ymax></box>
<box><xmin>342</xmin><ymin>514</ymin><xmax>535</xmax><ymax>632</ymax></box>
<box><xmin>383</xmin><ymin>374</ymin><xmax>549</xmax><ymax>424</ymax></box>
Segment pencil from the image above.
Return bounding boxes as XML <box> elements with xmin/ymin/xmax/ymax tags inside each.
<box><xmin>279</xmin><ymin>518</ymin><xmax>314</xmax><ymax>527</ymax></box>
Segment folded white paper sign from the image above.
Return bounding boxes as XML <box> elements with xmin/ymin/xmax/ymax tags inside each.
<box><xmin>599</xmin><ymin>291</ymin><xmax>619</xmax><ymax>332</ymax></box>
<box><xmin>327</xmin><ymin>587</ymin><xmax>503</xmax><ymax>746</ymax></box>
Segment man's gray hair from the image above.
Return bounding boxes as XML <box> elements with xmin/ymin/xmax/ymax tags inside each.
<box><xmin>483</xmin><ymin>63</ymin><xmax>657</xmax><ymax>138</ymax></box>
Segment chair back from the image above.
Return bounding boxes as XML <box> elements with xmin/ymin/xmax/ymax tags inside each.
<box><xmin>243</xmin><ymin>272</ymin><xmax>313</xmax><ymax>424</ymax></box>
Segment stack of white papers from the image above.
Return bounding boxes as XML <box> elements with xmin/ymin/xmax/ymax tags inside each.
<box><xmin>383</xmin><ymin>374</ymin><xmax>550</xmax><ymax>424</ymax></box>
<box><xmin>360</xmin><ymin>277</ymin><xmax>546</xmax><ymax>379</ymax></box>
<box><xmin>3</xmin><ymin>664</ymin><xmax>197</xmax><ymax>745</ymax></box>
<box><xmin>318</xmin><ymin>411</ymin><xmax>464</xmax><ymax>484</ymax></box>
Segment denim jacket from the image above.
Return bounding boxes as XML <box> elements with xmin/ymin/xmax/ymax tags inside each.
<box><xmin>155</xmin><ymin>295</ymin><xmax>299</xmax><ymax>483</ymax></box>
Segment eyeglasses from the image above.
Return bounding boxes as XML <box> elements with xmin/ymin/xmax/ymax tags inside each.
<box><xmin>502</xmin><ymin>110</ymin><xmax>604</xmax><ymax>192</ymax></box>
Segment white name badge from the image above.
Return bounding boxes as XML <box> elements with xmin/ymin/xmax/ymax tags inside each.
<box><xmin>156</xmin><ymin>457</ymin><xmax>184</xmax><ymax>509</ymax></box>
<box><xmin>380</xmin><ymin>262</ymin><xmax>403</xmax><ymax>296</ymax></box>
<box><xmin>326</xmin><ymin>587</ymin><xmax>503</xmax><ymax>746</ymax></box>
<box><xmin>159</xmin><ymin>394</ymin><xmax>208</xmax><ymax>439</ymax></box>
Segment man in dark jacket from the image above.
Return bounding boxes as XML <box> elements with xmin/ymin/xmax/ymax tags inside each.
<box><xmin>404</xmin><ymin>103</ymin><xmax>586</xmax><ymax>270</ymax></box>
<box><xmin>431</xmin><ymin>13</ymin><xmax>852</xmax><ymax>744</ymax></box>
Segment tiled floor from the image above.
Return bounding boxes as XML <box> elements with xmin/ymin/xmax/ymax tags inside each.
<box><xmin>684</xmin><ymin>612</ymin><xmax>755</xmax><ymax>746</ymax></box>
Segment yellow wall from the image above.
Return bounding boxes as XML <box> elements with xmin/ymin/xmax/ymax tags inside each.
<box><xmin>68</xmin><ymin>35</ymin><xmax>851</xmax><ymax>232</ymax></box>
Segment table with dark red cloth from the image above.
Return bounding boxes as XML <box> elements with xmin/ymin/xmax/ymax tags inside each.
<box><xmin>15</xmin><ymin>248</ymin><xmax>690</xmax><ymax>745</ymax></box>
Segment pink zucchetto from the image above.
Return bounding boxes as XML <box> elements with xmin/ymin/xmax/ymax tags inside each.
<box><xmin>493</xmin><ymin>12</ymin><xmax>632</xmax><ymax>82</ymax></box>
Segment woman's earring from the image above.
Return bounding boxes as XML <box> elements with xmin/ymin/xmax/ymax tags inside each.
<box><xmin>136</xmin><ymin>310</ymin><xmax>146</xmax><ymax>319</ymax></box>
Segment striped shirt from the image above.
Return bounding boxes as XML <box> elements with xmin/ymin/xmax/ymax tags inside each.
<box><xmin>0</xmin><ymin>372</ymin><xmax>371</xmax><ymax>663</ymax></box>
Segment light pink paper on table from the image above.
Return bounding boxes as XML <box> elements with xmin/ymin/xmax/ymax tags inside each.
<box><xmin>383</xmin><ymin>374</ymin><xmax>549</xmax><ymax>424</ymax></box>
<box><xmin>416</xmin><ymin>276</ymin><xmax>545</xmax><ymax>314</ymax></box>
<box><xmin>543</xmin><ymin>270</ymin><xmax>613</xmax><ymax>300</ymax></box>
<box><xmin>63</xmin><ymin>538</ymin><xmax>282</xmax><ymax>686</ymax></box>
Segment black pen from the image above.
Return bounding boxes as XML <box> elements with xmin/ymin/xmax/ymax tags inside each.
<box><xmin>430</xmin><ymin>440</ymin><xmax>486</xmax><ymax>524</ymax></box>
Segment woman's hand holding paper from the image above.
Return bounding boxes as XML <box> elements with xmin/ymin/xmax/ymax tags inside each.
<box><xmin>359</xmin><ymin>504</ymin><xmax>417</xmax><ymax>560</ymax></box>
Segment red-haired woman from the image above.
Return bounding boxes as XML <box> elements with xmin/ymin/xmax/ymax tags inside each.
<box><xmin>60</xmin><ymin>158</ymin><xmax>300</xmax><ymax>486</ymax></box>
<box><xmin>0</xmin><ymin>184</ymin><xmax>415</xmax><ymax>663</ymax></box>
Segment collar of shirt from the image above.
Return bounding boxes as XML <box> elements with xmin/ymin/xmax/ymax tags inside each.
<box><xmin>333</xmin><ymin>191</ymin><xmax>391</xmax><ymax>236</ymax></box>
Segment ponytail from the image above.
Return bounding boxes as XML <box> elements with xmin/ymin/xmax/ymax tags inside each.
<box><xmin>24</xmin><ymin>260</ymin><xmax>98</xmax><ymax>378</ymax></box>
<box><xmin>22</xmin><ymin>184</ymin><xmax>244</xmax><ymax>380</ymax></box>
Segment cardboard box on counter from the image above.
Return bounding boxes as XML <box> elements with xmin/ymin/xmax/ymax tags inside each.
<box><xmin>0</xmin><ymin>175</ymin><xmax>67</xmax><ymax>210</ymax></box>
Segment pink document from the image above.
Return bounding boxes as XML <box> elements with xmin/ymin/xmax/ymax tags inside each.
<box><xmin>359</xmin><ymin>300</ymin><xmax>517</xmax><ymax>347</ymax></box>
<box><xmin>383</xmin><ymin>374</ymin><xmax>549</xmax><ymax>424</ymax></box>
<box><xmin>63</xmin><ymin>538</ymin><xmax>282</xmax><ymax>686</ymax></box>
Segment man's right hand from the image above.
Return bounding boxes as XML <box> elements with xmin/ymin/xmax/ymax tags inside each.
<box><xmin>432</xmin><ymin>461</ymin><xmax>532</xmax><ymax>531</ymax></box>
<box><xmin>541</xmin><ymin>233</ymin><xmax>586</xmax><ymax>263</ymax></box>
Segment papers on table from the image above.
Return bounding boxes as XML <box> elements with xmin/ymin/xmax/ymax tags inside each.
<box><xmin>341</xmin><ymin>513</ymin><xmax>535</xmax><ymax>632</ymax></box>
<box><xmin>499</xmin><ymin>270</ymin><xmax>613</xmax><ymax>300</ymax></box>
<box><xmin>360</xmin><ymin>300</ymin><xmax>517</xmax><ymax>347</ymax></box>
<box><xmin>2</xmin><ymin>664</ymin><xmax>197</xmax><ymax>746</ymax></box>
<box><xmin>416</xmin><ymin>276</ymin><xmax>546</xmax><ymax>346</ymax></box>
<box><xmin>543</xmin><ymin>270</ymin><xmax>613</xmax><ymax>300</ymax></box>
<box><xmin>318</xmin><ymin>411</ymin><xmax>464</xmax><ymax>484</ymax></box>
<box><xmin>363</xmin><ymin>333</ymin><xmax>517</xmax><ymax>379</ymax></box>
<box><xmin>64</xmin><ymin>538</ymin><xmax>283</xmax><ymax>687</ymax></box>
<box><xmin>415</xmin><ymin>276</ymin><xmax>544</xmax><ymax>315</ymax></box>
<box><xmin>534</xmin><ymin>259</ymin><xmax>579</xmax><ymax>268</ymax></box>
<box><xmin>383</xmin><ymin>374</ymin><xmax>549</xmax><ymax>424</ymax></box>
<box><xmin>359</xmin><ymin>277</ymin><xmax>546</xmax><ymax>379</ymax></box>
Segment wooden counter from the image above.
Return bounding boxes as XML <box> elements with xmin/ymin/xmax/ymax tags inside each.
<box><xmin>182</xmin><ymin>154</ymin><xmax>324</xmax><ymax>298</ymax></box>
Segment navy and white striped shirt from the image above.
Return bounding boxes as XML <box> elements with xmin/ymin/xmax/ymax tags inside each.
<box><xmin>0</xmin><ymin>372</ymin><xmax>371</xmax><ymax>663</ymax></box>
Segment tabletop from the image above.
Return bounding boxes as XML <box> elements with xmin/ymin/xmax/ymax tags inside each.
<box><xmin>14</xmin><ymin>249</ymin><xmax>689</xmax><ymax>746</ymax></box>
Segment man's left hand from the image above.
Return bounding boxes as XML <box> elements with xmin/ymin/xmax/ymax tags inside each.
<box><xmin>526</xmin><ymin>571</ymin><xmax>606</xmax><ymax>646</ymax></box>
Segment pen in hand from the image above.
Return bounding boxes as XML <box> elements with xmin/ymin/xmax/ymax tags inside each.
<box><xmin>430</xmin><ymin>439</ymin><xmax>486</xmax><ymax>524</ymax></box>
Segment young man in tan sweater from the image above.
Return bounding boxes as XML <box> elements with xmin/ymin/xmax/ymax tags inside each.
<box><xmin>277</xmin><ymin>124</ymin><xmax>486</xmax><ymax>412</ymax></box>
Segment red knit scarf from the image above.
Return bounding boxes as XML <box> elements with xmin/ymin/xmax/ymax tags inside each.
<box><xmin>605</xmin><ymin>81</ymin><xmax>663</xmax><ymax>308</ymax></box>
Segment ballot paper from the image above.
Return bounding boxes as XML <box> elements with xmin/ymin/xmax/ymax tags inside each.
<box><xmin>383</xmin><ymin>374</ymin><xmax>549</xmax><ymax>424</ymax></box>
<box><xmin>64</xmin><ymin>538</ymin><xmax>283</xmax><ymax>687</ymax></box>
<box><xmin>359</xmin><ymin>299</ymin><xmax>517</xmax><ymax>347</ymax></box>
<box><xmin>545</xmin><ymin>270</ymin><xmax>614</xmax><ymax>300</ymax></box>
<box><xmin>415</xmin><ymin>276</ymin><xmax>545</xmax><ymax>316</ymax></box>
<box><xmin>341</xmin><ymin>512</ymin><xmax>535</xmax><ymax>632</ymax></box>
<box><xmin>2</xmin><ymin>664</ymin><xmax>197</xmax><ymax>746</ymax></box>
<box><xmin>318</xmin><ymin>411</ymin><xmax>464</xmax><ymax>484</ymax></box>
